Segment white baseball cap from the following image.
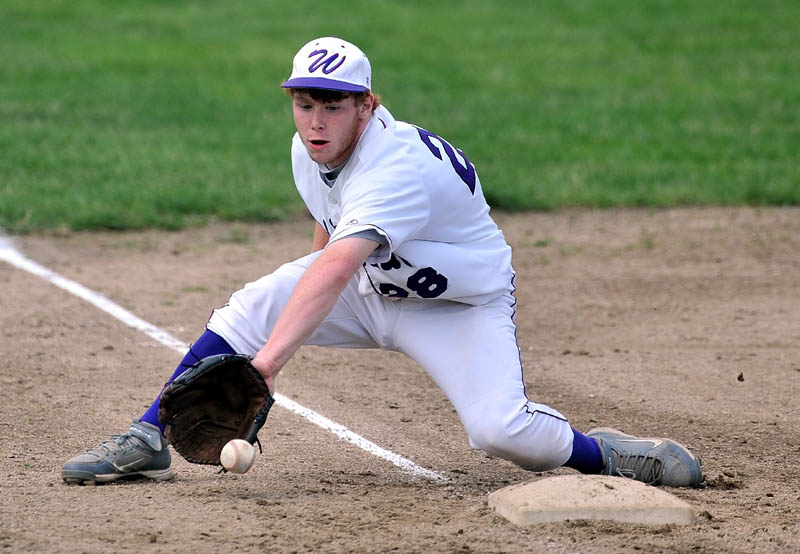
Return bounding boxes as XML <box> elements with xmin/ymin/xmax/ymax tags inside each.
<box><xmin>281</xmin><ymin>37</ymin><xmax>371</xmax><ymax>93</ymax></box>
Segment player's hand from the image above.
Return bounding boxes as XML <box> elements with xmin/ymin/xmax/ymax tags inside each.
<box><xmin>250</xmin><ymin>355</ymin><xmax>278</xmax><ymax>394</ymax></box>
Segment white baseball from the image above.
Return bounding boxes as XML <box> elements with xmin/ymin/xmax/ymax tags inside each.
<box><xmin>220</xmin><ymin>439</ymin><xmax>257</xmax><ymax>474</ymax></box>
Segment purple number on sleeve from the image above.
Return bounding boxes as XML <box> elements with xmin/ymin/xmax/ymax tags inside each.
<box><xmin>416</xmin><ymin>127</ymin><xmax>476</xmax><ymax>194</ymax></box>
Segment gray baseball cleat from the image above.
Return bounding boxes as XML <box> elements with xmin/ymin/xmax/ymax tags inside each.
<box><xmin>587</xmin><ymin>427</ymin><xmax>703</xmax><ymax>487</ymax></box>
<box><xmin>61</xmin><ymin>420</ymin><xmax>173</xmax><ymax>484</ymax></box>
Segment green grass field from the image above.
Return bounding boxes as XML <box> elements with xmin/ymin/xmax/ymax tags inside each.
<box><xmin>2</xmin><ymin>0</ymin><xmax>798</xmax><ymax>232</ymax></box>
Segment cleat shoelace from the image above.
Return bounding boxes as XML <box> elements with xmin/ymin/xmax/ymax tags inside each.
<box><xmin>84</xmin><ymin>434</ymin><xmax>137</xmax><ymax>456</ymax></box>
<box><xmin>612</xmin><ymin>449</ymin><xmax>663</xmax><ymax>484</ymax></box>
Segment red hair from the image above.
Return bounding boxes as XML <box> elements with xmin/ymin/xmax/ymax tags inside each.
<box><xmin>285</xmin><ymin>88</ymin><xmax>381</xmax><ymax>112</ymax></box>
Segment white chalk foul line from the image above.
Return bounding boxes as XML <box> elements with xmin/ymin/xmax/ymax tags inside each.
<box><xmin>0</xmin><ymin>235</ymin><xmax>447</xmax><ymax>482</ymax></box>
<box><xmin>0</xmin><ymin>237</ymin><xmax>187</xmax><ymax>352</ymax></box>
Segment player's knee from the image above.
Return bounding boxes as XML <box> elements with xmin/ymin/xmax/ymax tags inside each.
<box><xmin>465</xmin><ymin>407</ymin><xmax>572</xmax><ymax>472</ymax></box>
<box><xmin>466</xmin><ymin>419</ymin><xmax>554</xmax><ymax>471</ymax></box>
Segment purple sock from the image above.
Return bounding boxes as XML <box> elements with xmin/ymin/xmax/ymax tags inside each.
<box><xmin>563</xmin><ymin>428</ymin><xmax>604</xmax><ymax>474</ymax></box>
<box><xmin>139</xmin><ymin>329</ymin><xmax>236</xmax><ymax>433</ymax></box>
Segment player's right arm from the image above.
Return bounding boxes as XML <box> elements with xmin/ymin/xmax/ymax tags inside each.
<box><xmin>311</xmin><ymin>221</ymin><xmax>330</xmax><ymax>253</ymax></box>
<box><xmin>250</xmin><ymin>235</ymin><xmax>379</xmax><ymax>392</ymax></box>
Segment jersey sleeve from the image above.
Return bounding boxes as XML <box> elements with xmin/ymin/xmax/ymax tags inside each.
<box><xmin>328</xmin><ymin>227</ymin><xmax>388</xmax><ymax>249</ymax></box>
<box><xmin>330</xmin><ymin>148</ymin><xmax>431</xmax><ymax>265</ymax></box>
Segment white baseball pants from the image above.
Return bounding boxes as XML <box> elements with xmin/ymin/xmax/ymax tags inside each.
<box><xmin>208</xmin><ymin>251</ymin><xmax>574</xmax><ymax>471</ymax></box>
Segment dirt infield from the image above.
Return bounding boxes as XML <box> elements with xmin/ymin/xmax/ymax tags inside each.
<box><xmin>1</xmin><ymin>207</ymin><xmax>799</xmax><ymax>553</ymax></box>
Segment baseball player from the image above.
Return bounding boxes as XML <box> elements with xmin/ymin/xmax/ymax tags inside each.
<box><xmin>62</xmin><ymin>37</ymin><xmax>702</xmax><ymax>487</ymax></box>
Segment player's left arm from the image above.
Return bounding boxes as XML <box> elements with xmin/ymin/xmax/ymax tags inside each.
<box><xmin>311</xmin><ymin>221</ymin><xmax>330</xmax><ymax>253</ymax></box>
<box><xmin>251</xmin><ymin>236</ymin><xmax>378</xmax><ymax>391</ymax></box>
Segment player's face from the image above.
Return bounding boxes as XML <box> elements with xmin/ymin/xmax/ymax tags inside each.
<box><xmin>292</xmin><ymin>92</ymin><xmax>372</xmax><ymax>168</ymax></box>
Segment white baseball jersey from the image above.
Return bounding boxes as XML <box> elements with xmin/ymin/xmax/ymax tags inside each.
<box><xmin>292</xmin><ymin>105</ymin><xmax>513</xmax><ymax>306</ymax></box>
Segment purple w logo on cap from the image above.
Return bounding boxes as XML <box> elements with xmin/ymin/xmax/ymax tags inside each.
<box><xmin>308</xmin><ymin>50</ymin><xmax>346</xmax><ymax>75</ymax></box>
